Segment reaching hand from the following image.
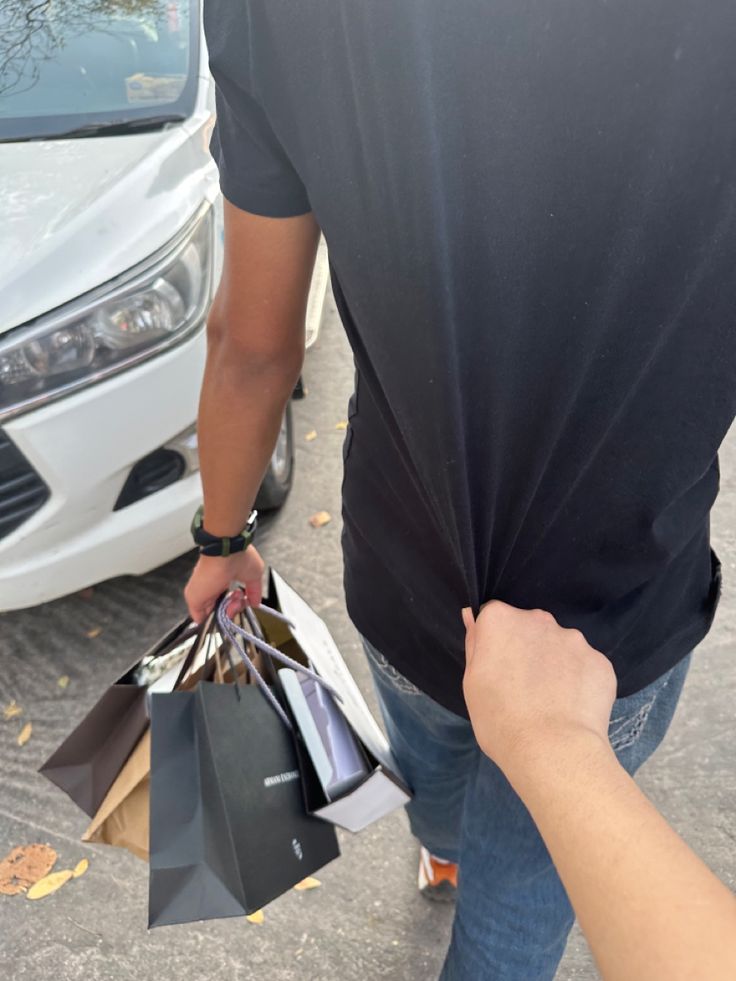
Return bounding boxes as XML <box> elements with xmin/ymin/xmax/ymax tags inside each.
<box><xmin>184</xmin><ymin>545</ymin><xmax>265</xmax><ymax>623</ymax></box>
<box><xmin>462</xmin><ymin>602</ymin><xmax>617</xmax><ymax>782</ymax></box>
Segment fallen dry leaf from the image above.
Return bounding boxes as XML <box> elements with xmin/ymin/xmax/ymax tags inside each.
<box><xmin>3</xmin><ymin>701</ymin><xmax>22</xmax><ymax>720</ymax></box>
<box><xmin>245</xmin><ymin>909</ymin><xmax>265</xmax><ymax>925</ymax></box>
<box><xmin>0</xmin><ymin>844</ymin><xmax>57</xmax><ymax>896</ymax></box>
<box><xmin>72</xmin><ymin>858</ymin><xmax>89</xmax><ymax>879</ymax></box>
<box><xmin>305</xmin><ymin>430</ymin><xmax>317</xmax><ymax>442</ymax></box>
<box><xmin>293</xmin><ymin>876</ymin><xmax>321</xmax><ymax>891</ymax></box>
<box><xmin>86</xmin><ymin>627</ymin><xmax>102</xmax><ymax>639</ymax></box>
<box><xmin>17</xmin><ymin>722</ymin><xmax>32</xmax><ymax>746</ymax></box>
<box><xmin>308</xmin><ymin>511</ymin><xmax>332</xmax><ymax>529</ymax></box>
<box><xmin>26</xmin><ymin>869</ymin><xmax>73</xmax><ymax>900</ymax></box>
<box><xmin>335</xmin><ymin>420</ymin><xmax>348</xmax><ymax>430</ymax></box>
<box><xmin>57</xmin><ymin>676</ymin><xmax>70</xmax><ymax>690</ymax></box>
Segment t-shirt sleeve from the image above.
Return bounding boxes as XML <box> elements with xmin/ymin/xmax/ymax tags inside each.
<box><xmin>210</xmin><ymin>85</ymin><xmax>311</xmax><ymax>218</ymax></box>
<box><xmin>204</xmin><ymin>3</ymin><xmax>311</xmax><ymax>217</ymax></box>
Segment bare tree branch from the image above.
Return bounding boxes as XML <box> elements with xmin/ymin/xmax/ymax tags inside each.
<box><xmin>0</xmin><ymin>0</ymin><xmax>166</xmax><ymax>97</ymax></box>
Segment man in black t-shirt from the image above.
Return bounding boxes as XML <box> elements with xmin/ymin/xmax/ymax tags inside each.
<box><xmin>185</xmin><ymin>2</ymin><xmax>736</xmax><ymax>976</ymax></box>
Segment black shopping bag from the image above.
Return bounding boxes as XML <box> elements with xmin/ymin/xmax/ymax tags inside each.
<box><xmin>214</xmin><ymin>589</ymin><xmax>411</xmax><ymax>833</ymax></box>
<box><xmin>148</xmin><ymin>673</ymin><xmax>340</xmax><ymax>927</ymax></box>
<box><xmin>40</xmin><ymin>617</ymin><xmax>207</xmax><ymax>817</ymax></box>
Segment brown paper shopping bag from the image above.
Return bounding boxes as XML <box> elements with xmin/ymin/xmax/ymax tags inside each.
<box><xmin>82</xmin><ymin>729</ymin><xmax>151</xmax><ymax>860</ymax></box>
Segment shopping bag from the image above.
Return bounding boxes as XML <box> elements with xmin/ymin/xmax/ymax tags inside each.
<box><xmin>233</xmin><ymin>605</ymin><xmax>374</xmax><ymax>805</ymax></box>
<box><xmin>147</xmin><ymin>604</ymin><xmax>340</xmax><ymax>927</ymax></box>
<box><xmin>40</xmin><ymin>615</ymin><xmax>212</xmax><ymax>817</ymax></box>
<box><xmin>82</xmin><ymin>729</ymin><xmax>151</xmax><ymax>861</ymax></box>
<box><xmin>256</xmin><ymin>571</ymin><xmax>411</xmax><ymax>832</ymax></box>
<box><xmin>81</xmin><ymin>644</ymin><xmax>246</xmax><ymax>861</ymax></box>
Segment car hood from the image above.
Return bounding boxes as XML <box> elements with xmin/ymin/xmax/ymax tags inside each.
<box><xmin>1</xmin><ymin>116</ymin><xmax>218</xmax><ymax>333</ymax></box>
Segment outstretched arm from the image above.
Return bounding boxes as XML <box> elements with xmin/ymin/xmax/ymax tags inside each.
<box><xmin>462</xmin><ymin>603</ymin><xmax>736</xmax><ymax>981</ymax></box>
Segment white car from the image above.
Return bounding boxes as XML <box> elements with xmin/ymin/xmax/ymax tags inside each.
<box><xmin>0</xmin><ymin>1</ymin><xmax>328</xmax><ymax>611</ymax></box>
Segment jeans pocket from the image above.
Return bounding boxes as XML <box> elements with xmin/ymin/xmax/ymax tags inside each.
<box><xmin>364</xmin><ymin>642</ymin><xmax>423</xmax><ymax>697</ymax></box>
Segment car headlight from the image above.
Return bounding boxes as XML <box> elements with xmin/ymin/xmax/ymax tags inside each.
<box><xmin>0</xmin><ymin>206</ymin><xmax>213</xmax><ymax>421</ymax></box>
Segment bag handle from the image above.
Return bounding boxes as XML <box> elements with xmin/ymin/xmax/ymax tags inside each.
<box><xmin>216</xmin><ymin>595</ymin><xmax>341</xmax><ymax>731</ymax></box>
<box><xmin>136</xmin><ymin>622</ymin><xmax>200</xmax><ymax>676</ymax></box>
<box><xmin>173</xmin><ymin>607</ymin><xmax>219</xmax><ymax>689</ymax></box>
<box><xmin>212</xmin><ymin>644</ymin><xmax>227</xmax><ymax>685</ymax></box>
<box><xmin>178</xmin><ymin>602</ymin><xmax>258</xmax><ymax>687</ymax></box>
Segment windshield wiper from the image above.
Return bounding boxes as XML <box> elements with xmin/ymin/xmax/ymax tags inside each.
<box><xmin>4</xmin><ymin>114</ymin><xmax>187</xmax><ymax>143</ymax></box>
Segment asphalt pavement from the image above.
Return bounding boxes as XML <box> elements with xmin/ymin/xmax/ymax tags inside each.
<box><xmin>1</xmin><ymin>295</ymin><xmax>734</xmax><ymax>980</ymax></box>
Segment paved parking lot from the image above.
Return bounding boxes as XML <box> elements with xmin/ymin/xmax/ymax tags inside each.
<box><xmin>2</xmin><ymin>295</ymin><xmax>735</xmax><ymax>980</ymax></box>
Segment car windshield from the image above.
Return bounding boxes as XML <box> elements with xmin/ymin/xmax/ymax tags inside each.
<box><xmin>0</xmin><ymin>0</ymin><xmax>198</xmax><ymax>141</ymax></box>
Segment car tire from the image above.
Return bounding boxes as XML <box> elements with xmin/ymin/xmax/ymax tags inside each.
<box><xmin>254</xmin><ymin>402</ymin><xmax>295</xmax><ymax>511</ymax></box>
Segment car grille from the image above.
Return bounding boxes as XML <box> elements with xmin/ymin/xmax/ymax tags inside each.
<box><xmin>0</xmin><ymin>431</ymin><xmax>49</xmax><ymax>540</ymax></box>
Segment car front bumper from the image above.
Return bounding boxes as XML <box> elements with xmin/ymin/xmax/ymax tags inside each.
<box><xmin>0</xmin><ymin>331</ymin><xmax>206</xmax><ymax>611</ymax></box>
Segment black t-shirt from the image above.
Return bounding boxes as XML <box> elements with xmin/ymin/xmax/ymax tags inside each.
<box><xmin>205</xmin><ymin>0</ymin><xmax>735</xmax><ymax>716</ymax></box>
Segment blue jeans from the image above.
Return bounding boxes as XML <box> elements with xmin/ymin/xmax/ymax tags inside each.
<box><xmin>363</xmin><ymin>638</ymin><xmax>692</xmax><ymax>980</ymax></box>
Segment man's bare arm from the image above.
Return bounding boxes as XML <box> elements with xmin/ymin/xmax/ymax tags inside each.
<box><xmin>185</xmin><ymin>200</ymin><xmax>319</xmax><ymax>622</ymax></box>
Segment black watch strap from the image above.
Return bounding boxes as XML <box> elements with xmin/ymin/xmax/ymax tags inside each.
<box><xmin>191</xmin><ymin>506</ymin><xmax>258</xmax><ymax>557</ymax></box>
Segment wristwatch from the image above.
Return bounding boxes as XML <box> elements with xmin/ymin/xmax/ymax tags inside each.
<box><xmin>191</xmin><ymin>506</ymin><xmax>258</xmax><ymax>557</ymax></box>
